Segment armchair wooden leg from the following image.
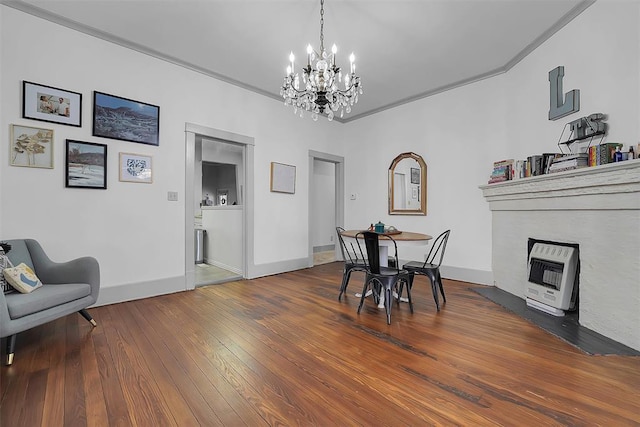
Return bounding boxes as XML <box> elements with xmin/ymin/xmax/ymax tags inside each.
<box><xmin>5</xmin><ymin>334</ymin><xmax>16</xmax><ymax>366</ymax></box>
<box><xmin>79</xmin><ymin>309</ymin><xmax>97</xmax><ymax>327</ymax></box>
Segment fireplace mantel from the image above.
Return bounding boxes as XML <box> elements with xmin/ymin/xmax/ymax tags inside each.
<box><xmin>480</xmin><ymin>160</ymin><xmax>640</xmax><ymax>351</ymax></box>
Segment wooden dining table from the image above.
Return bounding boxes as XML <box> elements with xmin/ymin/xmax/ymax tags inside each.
<box><xmin>339</xmin><ymin>229</ymin><xmax>432</xmax><ymax>307</ymax></box>
<box><xmin>339</xmin><ymin>229</ymin><xmax>432</xmax><ymax>267</ymax></box>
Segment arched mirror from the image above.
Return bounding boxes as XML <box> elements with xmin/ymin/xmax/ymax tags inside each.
<box><xmin>389</xmin><ymin>152</ymin><xmax>427</xmax><ymax>215</ymax></box>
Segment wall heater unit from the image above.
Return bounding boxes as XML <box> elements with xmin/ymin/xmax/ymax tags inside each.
<box><xmin>525</xmin><ymin>242</ymin><xmax>578</xmax><ymax>316</ymax></box>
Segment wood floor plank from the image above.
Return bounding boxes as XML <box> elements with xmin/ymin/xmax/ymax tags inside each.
<box><xmin>41</xmin><ymin>317</ymin><xmax>67</xmax><ymax>427</ymax></box>
<box><xmin>123</xmin><ymin>300</ymin><xmax>227</xmax><ymax>426</ymax></box>
<box><xmin>91</xmin><ymin>311</ymin><xmax>135</xmax><ymax>427</ymax></box>
<box><xmin>79</xmin><ymin>311</ymin><xmax>109</xmax><ymax>427</ymax></box>
<box><xmin>1</xmin><ymin>262</ymin><xmax>639</xmax><ymax>426</ymax></box>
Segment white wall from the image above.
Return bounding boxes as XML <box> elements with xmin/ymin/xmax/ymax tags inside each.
<box><xmin>341</xmin><ymin>0</ymin><xmax>639</xmax><ymax>286</ymax></box>
<box><xmin>0</xmin><ymin>6</ymin><xmax>344</xmax><ymax>304</ymax></box>
<box><xmin>342</xmin><ymin>75</ymin><xmax>505</xmax><ymax>284</ymax></box>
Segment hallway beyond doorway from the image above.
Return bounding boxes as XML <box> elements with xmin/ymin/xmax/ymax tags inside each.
<box><xmin>195</xmin><ymin>263</ymin><xmax>242</xmax><ymax>286</ymax></box>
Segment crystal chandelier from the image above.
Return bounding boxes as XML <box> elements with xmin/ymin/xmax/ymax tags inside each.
<box><xmin>280</xmin><ymin>0</ymin><xmax>363</xmax><ymax>121</ymax></box>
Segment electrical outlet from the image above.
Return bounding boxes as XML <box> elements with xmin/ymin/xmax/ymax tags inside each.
<box><xmin>330</xmin><ymin>235</ymin><xmax>334</xmax><ymax>242</ymax></box>
<box><xmin>167</xmin><ymin>191</ymin><xmax>178</xmax><ymax>201</ymax></box>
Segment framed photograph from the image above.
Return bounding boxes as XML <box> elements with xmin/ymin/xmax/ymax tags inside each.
<box><xmin>270</xmin><ymin>162</ymin><xmax>296</xmax><ymax>194</ymax></box>
<box><xmin>119</xmin><ymin>152</ymin><xmax>152</xmax><ymax>183</ymax></box>
<box><xmin>22</xmin><ymin>81</ymin><xmax>82</xmax><ymax>127</ymax></box>
<box><xmin>65</xmin><ymin>140</ymin><xmax>107</xmax><ymax>189</ymax></box>
<box><xmin>410</xmin><ymin>167</ymin><xmax>420</xmax><ymax>184</ymax></box>
<box><xmin>93</xmin><ymin>91</ymin><xmax>159</xmax><ymax>146</ymax></box>
<box><xmin>9</xmin><ymin>124</ymin><xmax>54</xmax><ymax>168</ymax></box>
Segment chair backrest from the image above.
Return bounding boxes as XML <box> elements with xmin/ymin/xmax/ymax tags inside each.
<box><xmin>356</xmin><ymin>231</ymin><xmax>400</xmax><ymax>275</ymax></box>
<box><xmin>336</xmin><ymin>227</ymin><xmax>360</xmax><ymax>264</ymax></box>
<box><xmin>423</xmin><ymin>230</ymin><xmax>451</xmax><ymax>268</ymax></box>
<box><xmin>4</xmin><ymin>239</ymin><xmax>35</xmax><ymax>270</ymax></box>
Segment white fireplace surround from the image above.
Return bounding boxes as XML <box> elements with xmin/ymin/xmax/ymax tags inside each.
<box><xmin>480</xmin><ymin>160</ymin><xmax>640</xmax><ymax>351</ymax></box>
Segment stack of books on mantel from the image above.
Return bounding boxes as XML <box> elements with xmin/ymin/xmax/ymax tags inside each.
<box><xmin>487</xmin><ymin>159</ymin><xmax>514</xmax><ymax>184</ymax></box>
<box><xmin>547</xmin><ymin>153</ymin><xmax>589</xmax><ymax>173</ymax></box>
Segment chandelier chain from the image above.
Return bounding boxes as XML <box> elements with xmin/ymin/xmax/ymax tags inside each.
<box><xmin>319</xmin><ymin>0</ymin><xmax>325</xmax><ymax>53</ymax></box>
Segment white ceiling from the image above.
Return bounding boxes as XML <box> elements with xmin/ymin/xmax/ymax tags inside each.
<box><xmin>5</xmin><ymin>0</ymin><xmax>593</xmax><ymax>122</ymax></box>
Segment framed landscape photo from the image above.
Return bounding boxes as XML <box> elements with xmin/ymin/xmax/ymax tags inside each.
<box><xmin>65</xmin><ymin>140</ymin><xmax>107</xmax><ymax>189</ymax></box>
<box><xmin>22</xmin><ymin>81</ymin><xmax>82</xmax><ymax>127</ymax></box>
<box><xmin>119</xmin><ymin>152</ymin><xmax>152</xmax><ymax>183</ymax></box>
<box><xmin>9</xmin><ymin>124</ymin><xmax>54</xmax><ymax>168</ymax></box>
<box><xmin>270</xmin><ymin>162</ymin><xmax>296</xmax><ymax>194</ymax></box>
<box><xmin>410</xmin><ymin>167</ymin><xmax>420</xmax><ymax>184</ymax></box>
<box><xmin>93</xmin><ymin>91</ymin><xmax>160</xmax><ymax>146</ymax></box>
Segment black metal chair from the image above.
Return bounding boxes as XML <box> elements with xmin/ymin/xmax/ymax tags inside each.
<box><xmin>355</xmin><ymin>231</ymin><xmax>412</xmax><ymax>324</ymax></box>
<box><xmin>336</xmin><ymin>227</ymin><xmax>367</xmax><ymax>301</ymax></box>
<box><xmin>402</xmin><ymin>230</ymin><xmax>451</xmax><ymax>311</ymax></box>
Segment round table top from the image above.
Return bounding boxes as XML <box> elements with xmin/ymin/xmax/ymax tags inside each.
<box><xmin>341</xmin><ymin>229</ymin><xmax>432</xmax><ymax>241</ymax></box>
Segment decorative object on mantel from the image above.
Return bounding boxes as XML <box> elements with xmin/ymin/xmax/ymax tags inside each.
<box><xmin>280</xmin><ymin>0</ymin><xmax>362</xmax><ymax>121</ymax></box>
<box><xmin>548</xmin><ymin>66</ymin><xmax>580</xmax><ymax>121</ymax></box>
<box><xmin>557</xmin><ymin>113</ymin><xmax>608</xmax><ymax>150</ymax></box>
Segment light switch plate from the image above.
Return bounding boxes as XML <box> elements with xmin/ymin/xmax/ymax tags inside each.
<box><xmin>168</xmin><ymin>191</ymin><xmax>178</xmax><ymax>201</ymax></box>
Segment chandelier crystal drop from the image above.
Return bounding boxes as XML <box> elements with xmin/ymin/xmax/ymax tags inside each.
<box><xmin>280</xmin><ymin>0</ymin><xmax>362</xmax><ymax>121</ymax></box>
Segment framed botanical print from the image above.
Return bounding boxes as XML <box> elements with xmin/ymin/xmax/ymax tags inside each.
<box><xmin>9</xmin><ymin>124</ymin><xmax>54</xmax><ymax>168</ymax></box>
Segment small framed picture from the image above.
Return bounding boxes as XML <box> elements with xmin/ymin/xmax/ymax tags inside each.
<box><xmin>270</xmin><ymin>162</ymin><xmax>296</xmax><ymax>194</ymax></box>
<box><xmin>22</xmin><ymin>81</ymin><xmax>82</xmax><ymax>127</ymax></box>
<box><xmin>65</xmin><ymin>140</ymin><xmax>107</xmax><ymax>189</ymax></box>
<box><xmin>119</xmin><ymin>152</ymin><xmax>152</xmax><ymax>183</ymax></box>
<box><xmin>9</xmin><ymin>124</ymin><xmax>54</xmax><ymax>168</ymax></box>
<box><xmin>410</xmin><ymin>167</ymin><xmax>420</xmax><ymax>184</ymax></box>
<box><xmin>93</xmin><ymin>91</ymin><xmax>160</xmax><ymax>146</ymax></box>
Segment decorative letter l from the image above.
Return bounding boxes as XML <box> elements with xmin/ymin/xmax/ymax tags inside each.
<box><xmin>549</xmin><ymin>66</ymin><xmax>580</xmax><ymax>120</ymax></box>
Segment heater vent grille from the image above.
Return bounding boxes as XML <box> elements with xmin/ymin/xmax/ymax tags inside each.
<box><xmin>526</xmin><ymin>243</ymin><xmax>578</xmax><ymax>312</ymax></box>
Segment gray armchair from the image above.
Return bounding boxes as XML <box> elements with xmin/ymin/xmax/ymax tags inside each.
<box><xmin>1</xmin><ymin>239</ymin><xmax>100</xmax><ymax>366</ymax></box>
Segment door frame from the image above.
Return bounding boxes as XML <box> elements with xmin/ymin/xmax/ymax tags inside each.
<box><xmin>185</xmin><ymin>123</ymin><xmax>255</xmax><ymax>289</ymax></box>
<box><xmin>308</xmin><ymin>150</ymin><xmax>345</xmax><ymax>267</ymax></box>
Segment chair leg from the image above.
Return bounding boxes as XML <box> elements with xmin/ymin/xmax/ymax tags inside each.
<box><xmin>5</xmin><ymin>334</ymin><xmax>16</xmax><ymax>366</ymax></box>
<box><xmin>405</xmin><ymin>279</ymin><xmax>414</xmax><ymax>314</ymax></box>
<box><xmin>79</xmin><ymin>309</ymin><xmax>97</xmax><ymax>327</ymax></box>
<box><xmin>436</xmin><ymin>270</ymin><xmax>446</xmax><ymax>303</ymax></box>
<box><xmin>426</xmin><ymin>271</ymin><xmax>440</xmax><ymax>311</ymax></box>
<box><xmin>338</xmin><ymin>269</ymin><xmax>351</xmax><ymax>300</ymax></box>
<box><xmin>384</xmin><ymin>286</ymin><xmax>392</xmax><ymax>325</ymax></box>
<box><xmin>357</xmin><ymin>279</ymin><xmax>370</xmax><ymax>314</ymax></box>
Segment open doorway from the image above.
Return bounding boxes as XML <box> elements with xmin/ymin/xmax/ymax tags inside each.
<box><xmin>185</xmin><ymin>123</ymin><xmax>255</xmax><ymax>289</ymax></box>
<box><xmin>308</xmin><ymin>150</ymin><xmax>345</xmax><ymax>267</ymax></box>
<box><xmin>195</xmin><ymin>140</ymin><xmax>244</xmax><ymax>286</ymax></box>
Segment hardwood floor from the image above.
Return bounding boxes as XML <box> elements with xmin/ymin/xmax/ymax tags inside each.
<box><xmin>2</xmin><ymin>262</ymin><xmax>639</xmax><ymax>426</ymax></box>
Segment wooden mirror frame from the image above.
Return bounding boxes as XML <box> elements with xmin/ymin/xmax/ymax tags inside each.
<box><xmin>388</xmin><ymin>152</ymin><xmax>427</xmax><ymax>215</ymax></box>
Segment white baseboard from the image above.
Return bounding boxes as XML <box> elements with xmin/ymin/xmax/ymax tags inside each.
<box><xmin>440</xmin><ymin>265</ymin><xmax>494</xmax><ymax>286</ymax></box>
<box><xmin>94</xmin><ymin>275</ymin><xmax>186</xmax><ymax>307</ymax></box>
<box><xmin>248</xmin><ymin>257</ymin><xmax>310</xmax><ymax>279</ymax></box>
<box><xmin>92</xmin><ymin>263</ymin><xmax>493</xmax><ymax>308</ymax></box>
